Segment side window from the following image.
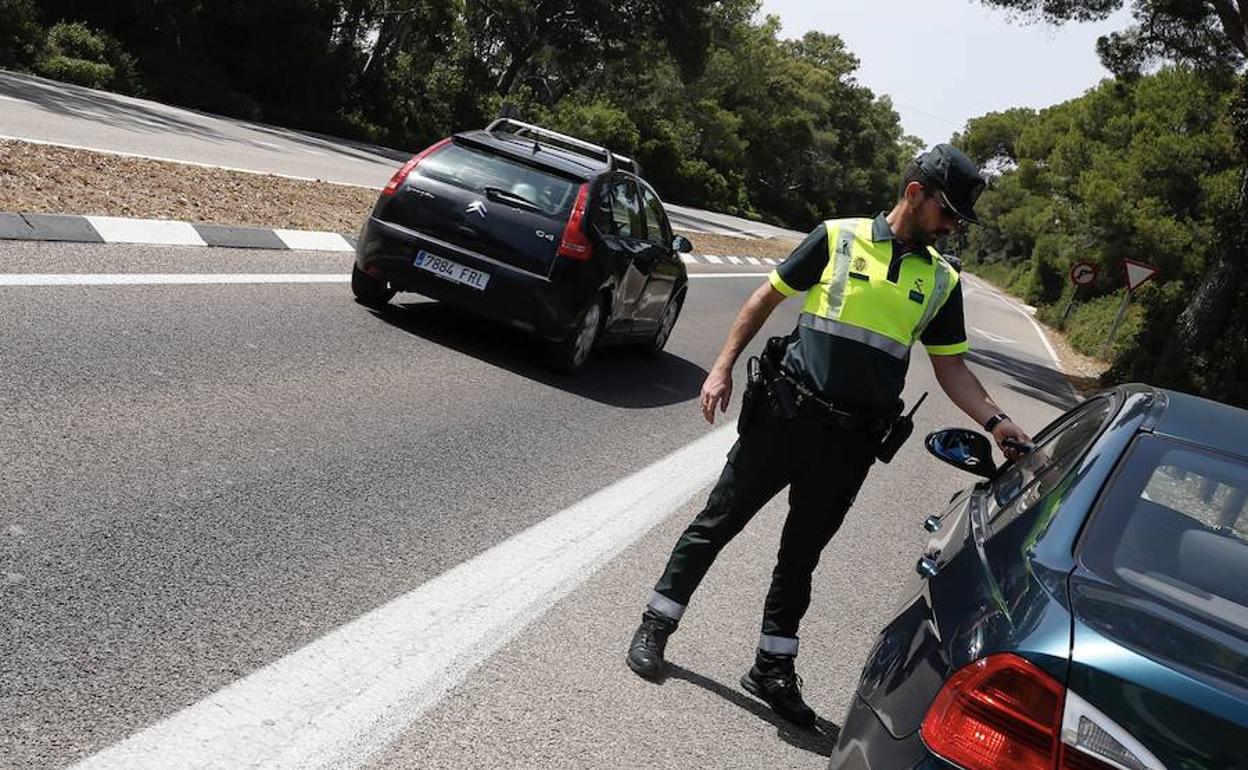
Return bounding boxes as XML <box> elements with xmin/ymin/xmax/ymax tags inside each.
<box><xmin>639</xmin><ymin>185</ymin><xmax>671</xmax><ymax>247</ymax></box>
<box><xmin>608</xmin><ymin>179</ymin><xmax>644</xmax><ymax>239</ymax></box>
<box><xmin>985</xmin><ymin>397</ymin><xmax>1116</xmax><ymax>529</ymax></box>
<box><xmin>1081</xmin><ymin>435</ymin><xmax>1248</xmax><ymax>636</ymax></box>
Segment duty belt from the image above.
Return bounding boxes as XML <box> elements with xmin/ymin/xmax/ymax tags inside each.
<box><xmin>787</xmin><ymin>379</ymin><xmax>894</xmax><ymax>433</ymax></box>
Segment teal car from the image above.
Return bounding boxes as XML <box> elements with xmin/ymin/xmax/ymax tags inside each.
<box><xmin>830</xmin><ymin>384</ymin><xmax>1248</xmax><ymax>770</ymax></box>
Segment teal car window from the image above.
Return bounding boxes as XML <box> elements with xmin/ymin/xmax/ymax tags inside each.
<box><xmin>1083</xmin><ymin>434</ymin><xmax>1248</xmax><ymax>634</ymax></box>
<box><xmin>985</xmin><ymin>397</ymin><xmax>1115</xmax><ymax>528</ymax></box>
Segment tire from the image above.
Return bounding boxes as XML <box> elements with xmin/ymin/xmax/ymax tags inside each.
<box><xmin>547</xmin><ymin>297</ymin><xmax>605</xmax><ymax>375</ymax></box>
<box><xmin>642</xmin><ymin>291</ymin><xmax>683</xmax><ymax>357</ymax></box>
<box><xmin>352</xmin><ymin>263</ymin><xmax>395</xmax><ymax>309</ymax></box>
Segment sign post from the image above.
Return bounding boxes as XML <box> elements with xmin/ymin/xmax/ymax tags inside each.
<box><xmin>1100</xmin><ymin>259</ymin><xmax>1158</xmax><ymax>358</ymax></box>
<box><xmin>1062</xmin><ymin>261</ymin><xmax>1098</xmax><ymax>328</ymax></box>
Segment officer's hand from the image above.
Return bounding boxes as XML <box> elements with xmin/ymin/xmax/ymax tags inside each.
<box><xmin>992</xmin><ymin>419</ymin><xmax>1032</xmax><ymax>461</ymax></box>
<box><xmin>700</xmin><ymin>368</ymin><xmax>732</xmax><ymax>424</ymax></box>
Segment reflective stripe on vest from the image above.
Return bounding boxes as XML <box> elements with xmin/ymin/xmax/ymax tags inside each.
<box><xmin>799</xmin><ymin>218</ymin><xmax>958</xmax><ymax>360</ymax></box>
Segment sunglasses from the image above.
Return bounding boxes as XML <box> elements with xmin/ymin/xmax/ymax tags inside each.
<box><xmin>925</xmin><ymin>187</ymin><xmax>962</xmax><ymax>221</ymax></box>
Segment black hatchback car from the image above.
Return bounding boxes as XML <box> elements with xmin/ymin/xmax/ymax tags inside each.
<box><xmin>830</xmin><ymin>384</ymin><xmax>1248</xmax><ymax>770</ymax></box>
<box><xmin>352</xmin><ymin>118</ymin><xmax>692</xmax><ymax>373</ymax></box>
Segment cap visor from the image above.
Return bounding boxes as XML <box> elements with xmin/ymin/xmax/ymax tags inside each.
<box><xmin>938</xmin><ymin>189</ymin><xmax>981</xmax><ymax>225</ymax></box>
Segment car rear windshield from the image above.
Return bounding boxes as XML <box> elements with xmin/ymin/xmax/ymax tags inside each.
<box><xmin>416</xmin><ymin>141</ymin><xmax>579</xmax><ymax>218</ymax></box>
<box><xmin>1081</xmin><ymin>434</ymin><xmax>1248</xmax><ymax>634</ymax></box>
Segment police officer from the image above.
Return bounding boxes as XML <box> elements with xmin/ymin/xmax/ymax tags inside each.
<box><xmin>625</xmin><ymin>144</ymin><xmax>1032</xmax><ymax>727</ymax></box>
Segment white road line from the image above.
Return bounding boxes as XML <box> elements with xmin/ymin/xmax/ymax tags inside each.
<box><xmin>70</xmin><ymin>424</ymin><xmax>738</xmax><ymax>770</ymax></box>
<box><xmin>764</xmin><ymin>258</ymin><xmax>778</xmax><ymax>265</ymax></box>
<box><xmin>85</xmin><ymin>216</ymin><xmax>206</xmax><ymax>247</ymax></box>
<box><xmin>0</xmin><ymin>272</ymin><xmax>768</xmax><ymax>287</ymax></box>
<box><xmin>971</xmin><ymin>326</ymin><xmax>1017</xmax><ymax>345</ymax></box>
<box><xmin>703</xmin><ymin>255</ymin><xmax>723</xmax><ymax>264</ymax></box>
<box><xmin>680</xmin><ymin>254</ymin><xmax>698</xmax><ymax>265</ymax></box>
<box><xmin>963</xmin><ymin>275</ymin><xmax>1073</xmax><ymax>397</ymax></box>
<box><xmin>725</xmin><ymin>256</ymin><xmax>742</xmax><ymax>265</ymax></box>
<box><xmin>0</xmin><ymin>274</ymin><xmax>350</xmax><ymax>286</ymax></box>
<box><xmin>0</xmin><ymin>95</ymin><xmax>27</xmax><ymax>103</ymax></box>
<box><xmin>988</xmin><ymin>293</ymin><xmax>1062</xmax><ymax>369</ymax></box>
<box><xmin>744</xmin><ymin>257</ymin><xmax>761</xmax><ymax>265</ymax></box>
<box><xmin>252</xmin><ymin>140</ymin><xmax>285</xmax><ymax>150</ymax></box>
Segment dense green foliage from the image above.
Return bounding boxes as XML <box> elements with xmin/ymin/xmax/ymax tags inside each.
<box><xmin>975</xmin><ymin>0</ymin><xmax>1248</xmax><ymax>408</ymax></box>
<box><xmin>0</xmin><ymin>0</ymin><xmax>914</xmax><ymax>229</ymax></box>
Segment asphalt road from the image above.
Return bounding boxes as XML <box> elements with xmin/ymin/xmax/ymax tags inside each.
<box><xmin>0</xmin><ymin>237</ymin><xmax>1074</xmax><ymax>769</ymax></box>
<box><xmin>0</xmin><ymin>69</ymin><xmax>803</xmax><ymax>241</ymax></box>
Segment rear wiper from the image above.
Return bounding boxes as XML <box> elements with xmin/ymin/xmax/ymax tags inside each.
<box><xmin>484</xmin><ymin>186</ymin><xmax>540</xmax><ymax>212</ymax></box>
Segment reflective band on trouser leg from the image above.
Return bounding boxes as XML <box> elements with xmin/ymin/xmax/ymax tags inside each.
<box><xmin>912</xmin><ymin>260</ymin><xmax>954</xmax><ymax>341</ymax></box>
<box><xmin>758</xmin><ymin>634</ymin><xmax>799</xmax><ymax>656</ymax></box>
<box><xmin>647</xmin><ymin>591</ymin><xmax>685</xmax><ymax>621</ymax></box>
<box><xmin>799</xmin><ymin>313</ymin><xmax>911</xmax><ymax>360</ymax></box>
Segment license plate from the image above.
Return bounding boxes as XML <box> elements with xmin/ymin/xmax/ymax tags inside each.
<box><xmin>413</xmin><ymin>250</ymin><xmax>491</xmax><ymax>291</ymax></box>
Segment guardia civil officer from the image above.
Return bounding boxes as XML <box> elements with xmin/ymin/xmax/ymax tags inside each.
<box><xmin>625</xmin><ymin>144</ymin><xmax>1033</xmax><ymax>727</ymax></box>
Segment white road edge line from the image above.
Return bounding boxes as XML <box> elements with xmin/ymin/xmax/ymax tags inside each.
<box><xmin>70</xmin><ymin>424</ymin><xmax>738</xmax><ymax>770</ymax></box>
<box><xmin>0</xmin><ymin>273</ymin><xmax>769</xmax><ymax>287</ymax></box>
<box><xmin>963</xmin><ymin>274</ymin><xmax>1079</xmax><ymax>399</ymax></box>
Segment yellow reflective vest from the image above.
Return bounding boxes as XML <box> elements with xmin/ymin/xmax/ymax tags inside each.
<box><xmin>769</xmin><ymin>217</ymin><xmax>968</xmax><ymax>360</ymax></box>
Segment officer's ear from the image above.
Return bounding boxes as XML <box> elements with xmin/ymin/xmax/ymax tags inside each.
<box><xmin>903</xmin><ymin>181</ymin><xmax>926</xmax><ymax>207</ymax></box>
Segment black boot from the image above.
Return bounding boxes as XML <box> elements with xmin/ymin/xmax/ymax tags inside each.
<box><xmin>741</xmin><ymin>651</ymin><xmax>817</xmax><ymax>728</ymax></box>
<box><xmin>626</xmin><ymin>610</ymin><xmax>677</xmax><ymax>680</ymax></box>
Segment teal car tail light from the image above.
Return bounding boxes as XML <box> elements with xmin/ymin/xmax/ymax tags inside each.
<box><xmin>922</xmin><ymin>653</ymin><xmax>1167</xmax><ymax>770</ymax></box>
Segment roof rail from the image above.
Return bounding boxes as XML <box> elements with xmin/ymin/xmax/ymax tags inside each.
<box><xmin>612</xmin><ymin>153</ymin><xmax>643</xmax><ymax>177</ymax></box>
<box><xmin>484</xmin><ymin>118</ymin><xmax>615</xmax><ymax>169</ymax></box>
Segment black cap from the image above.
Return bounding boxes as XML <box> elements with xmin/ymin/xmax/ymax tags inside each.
<box><xmin>916</xmin><ymin>144</ymin><xmax>986</xmax><ymax>225</ymax></box>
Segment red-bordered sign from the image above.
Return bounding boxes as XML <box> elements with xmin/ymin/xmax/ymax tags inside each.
<box><xmin>1123</xmin><ymin>259</ymin><xmax>1158</xmax><ymax>292</ymax></box>
<box><xmin>1070</xmin><ymin>262</ymin><xmax>1098</xmax><ymax>286</ymax></box>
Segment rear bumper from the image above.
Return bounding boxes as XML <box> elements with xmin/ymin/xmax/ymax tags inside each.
<box><xmin>355</xmin><ymin>216</ymin><xmax>590</xmax><ymax>337</ymax></box>
<box><xmin>828</xmin><ymin>696</ymin><xmax>954</xmax><ymax>770</ymax></box>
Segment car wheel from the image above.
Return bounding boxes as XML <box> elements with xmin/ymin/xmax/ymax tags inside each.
<box><xmin>352</xmin><ymin>263</ymin><xmax>395</xmax><ymax>309</ymax></box>
<box><xmin>642</xmin><ymin>292</ymin><xmax>683</xmax><ymax>357</ymax></box>
<box><xmin>548</xmin><ymin>297</ymin><xmax>604</xmax><ymax>375</ymax></box>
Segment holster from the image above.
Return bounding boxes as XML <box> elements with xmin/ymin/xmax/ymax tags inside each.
<box><xmin>759</xmin><ymin>337</ymin><xmax>799</xmax><ymax>420</ymax></box>
<box><xmin>738</xmin><ymin>356</ymin><xmax>763</xmax><ymax>435</ymax></box>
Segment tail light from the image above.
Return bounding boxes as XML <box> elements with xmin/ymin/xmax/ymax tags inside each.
<box><xmin>921</xmin><ymin>653</ymin><xmax>1166</xmax><ymax>770</ymax></box>
<box><xmin>382</xmin><ymin>137</ymin><xmax>452</xmax><ymax>196</ymax></box>
<box><xmin>556</xmin><ymin>183</ymin><xmax>593</xmax><ymax>260</ymax></box>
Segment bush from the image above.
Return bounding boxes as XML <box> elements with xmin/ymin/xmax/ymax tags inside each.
<box><xmin>34</xmin><ymin>22</ymin><xmax>141</xmax><ymax>94</ymax></box>
<box><xmin>0</xmin><ymin>0</ymin><xmax>43</xmax><ymax>69</ymax></box>
<box><xmin>35</xmin><ymin>55</ymin><xmax>114</xmax><ymax>89</ymax></box>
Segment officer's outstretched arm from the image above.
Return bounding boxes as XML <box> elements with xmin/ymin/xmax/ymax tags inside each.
<box><xmin>700</xmin><ymin>284</ymin><xmax>788</xmax><ymax>424</ymax></box>
<box><xmin>930</xmin><ymin>353</ymin><xmax>1032</xmax><ymax>459</ymax></box>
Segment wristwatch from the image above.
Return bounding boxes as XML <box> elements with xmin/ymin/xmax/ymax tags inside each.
<box><xmin>983</xmin><ymin>413</ymin><xmax>1010</xmax><ymax>432</ymax></box>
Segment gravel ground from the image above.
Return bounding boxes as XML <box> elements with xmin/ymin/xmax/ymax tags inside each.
<box><xmin>0</xmin><ymin>138</ymin><xmax>799</xmax><ymax>260</ymax></box>
<box><xmin>1</xmin><ymin>138</ymin><xmax>381</xmax><ymax>232</ymax></box>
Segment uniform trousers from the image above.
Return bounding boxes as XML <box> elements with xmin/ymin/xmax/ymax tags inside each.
<box><xmin>649</xmin><ymin>398</ymin><xmax>882</xmax><ymax>654</ymax></box>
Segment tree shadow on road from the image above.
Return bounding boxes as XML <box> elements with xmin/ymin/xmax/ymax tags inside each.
<box><xmin>370</xmin><ymin>299</ymin><xmax>708</xmax><ymax>409</ymax></box>
<box><xmin>663</xmin><ymin>663</ymin><xmax>841</xmax><ymax>757</ymax></box>
<box><xmin>965</xmin><ymin>347</ymin><xmax>1083</xmax><ymax>411</ymax></box>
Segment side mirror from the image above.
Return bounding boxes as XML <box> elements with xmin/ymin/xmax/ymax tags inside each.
<box><xmin>672</xmin><ymin>235</ymin><xmax>693</xmax><ymax>253</ymax></box>
<box><xmin>925</xmin><ymin>428</ymin><xmax>996</xmax><ymax>478</ymax></box>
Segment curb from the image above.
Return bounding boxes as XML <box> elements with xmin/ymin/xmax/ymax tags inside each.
<box><xmin>0</xmin><ymin>212</ymin><xmax>356</xmax><ymax>252</ymax></box>
<box><xmin>0</xmin><ymin>211</ymin><xmax>783</xmax><ymax>266</ymax></box>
